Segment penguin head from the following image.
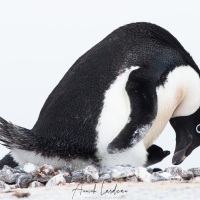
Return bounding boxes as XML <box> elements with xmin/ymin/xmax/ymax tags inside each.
<box><xmin>170</xmin><ymin>107</ymin><xmax>200</xmax><ymax>165</ymax></box>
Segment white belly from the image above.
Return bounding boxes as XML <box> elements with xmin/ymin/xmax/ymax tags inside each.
<box><xmin>95</xmin><ymin>66</ymin><xmax>147</xmax><ymax>168</ymax></box>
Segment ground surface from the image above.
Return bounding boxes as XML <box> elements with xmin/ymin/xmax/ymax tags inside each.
<box><xmin>1</xmin><ymin>181</ymin><xmax>200</xmax><ymax>200</ymax></box>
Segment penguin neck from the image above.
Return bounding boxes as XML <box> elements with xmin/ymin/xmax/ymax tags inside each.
<box><xmin>143</xmin><ymin>66</ymin><xmax>200</xmax><ymax>148</ymax></box>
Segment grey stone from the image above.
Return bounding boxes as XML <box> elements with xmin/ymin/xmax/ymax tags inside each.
<box><xmin>28</xmin><ymin>181</ymin><xmax>44</xmax><ymax>188</ymax></box>
<box><xmin>84</xmin><ymin>165</ymin><xmax>99</xmax><ymax>180</ymax></box>
<box><xmin>164</xmin><ymin>167</ymin><xmax>182</xmax><ymax>176</ymax></box>
<box><xmin>99</xmin><ymin>173</ymin><xmax>112</xmax><ymax>182</ymax></box>
<box><xmin>46</xmin><ymin>174</ymin><xmax>66</xmax><ymax>187</ymax></box>
<box><xmin>32</xmin><ymin>173</ymin><xmax>53</xmax><ymax>183</ymax></box>
<box><xmin>151</xmin><ymin>172</ymin><xmax>171</xmax><ymax>182</ymax></box>
<box><xmin>126</xmin><ymin>175</ymin><xmax>138</xmax><ymax>182</ymax></box>
<box><xmin>181</xmin><ymin>170</ymin><xmax>194</xmax><ymax>180</ymax></box>
<box><xmin>170</xmin><ymin>175</ymin><xmax>183</xmax><ymax>181</ymax></box>
<box><xmin>23</xmin><ymin>163</ymin><xmax>40</xmax><ymax>176</ymax></box>
<box><xmin>40</xmin><ymin>164</ymin><xmax>54</xmax><ymax>175</ymax></box>
<box><xmin>135</xmin><ymin>167</ymin><xmax>152</xmax><ymax>182</ymax></box>
<box><xmin>188</xmin><ymin>168</ymin><xmax>200</xmax><ymax>176</ymax></box>
<box><xmin>71</xmin><ymin>170</ymin><xmax>95</xmax><ymax>183</ymax></box>
<box><xmin>0</xmin><ymin>180</ymin><xmax>11</xmax><ymax>190</ymax></box>
<box><xmin>0</xmin><ymin>165</ymin><xmax>20</xmax><ymax>183</ymax></box>
<box><xmin>16</xmin><ymin>173</ymin><xmax>33</xmax><ymax>188</ymax></box>
<box><xmin>111</xmin><ymin>165</ymin><xmax>135</xmax><ymax>179</ymax></box>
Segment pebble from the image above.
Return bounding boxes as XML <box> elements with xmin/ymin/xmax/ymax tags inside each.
<box><xmin>164</xmin><ymin>167</ymin><xmax>183</xmax><ymax>176</ymax></box>
<box><xmin>188</xmin><ymin>168</ymin><xmax>200</xmax><ymax>177</ymax></box>
<box><xmin>0</xmin><ymin>180</ymin><xmax>11</xmax><ymax>190</ymax></box>
<box><xmin>99</xmin><ymin>173</ymin><xmax>112</xmax><ymax>182</ymax></box>
<box><xmin>83</xmin><ymin>165</ymin><xmax>99</xmax><ymax>180</ymax></box>
<box><xmin>29</xmin><ymin>181</ymin><xmax>44</xmax><ymax>188</ymax></box>
<box><xmin>111</xmin><ymin>165</ymin><xmax>135</xmax><ymax>179</ymax></box>
<box><xmin>71</xmin><ymin>170</ymin><xmax>94</xmax><ymax>183</ymax></box>
<box><xmin>16</xmin><ymin>173</ymin><xmax>33</xmax><ymax>188</ymax></box>
<box><xmin>1</xmin><ymin>163</ymin><xmax>200</xmax><ymax>189</ymax></box>
<box><xmin>181</xmin><ymin>170</ymin><xmax>194</xmax><ymax>180</ymax></box>
<box><xmin>151</xmin><ymin>172</ymin><xmax>171</xmax><ymax>182</ymax></box>
<box><xmin>40</xmin><ymin>164</ymin><xmax>54</xmax><ymax>175</ymax></box>
<box><xmin>46</xmin><ymin>174</ymin><xmax>66</xmax><ymax>187</ymax></box>
<box><xmin>135</xmin><ymin>167</ymin><xmax>152</xmax><ymax>182</ymax></box>
<box><xmin>23</xmin><ymin>163</ymin><xmax>40</xmax><ymax>176</ymax></box>
<box><xmin>0</xmin><ymin>165</ymin><xmax>20</xmax><ymax>183</ymax></box>
<box><xmin>126</xmin><ymin>175</ymin><xmax>138</xmax><ymax>182</ymax></box>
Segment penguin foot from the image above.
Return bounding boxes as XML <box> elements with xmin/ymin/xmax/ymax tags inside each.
<box><xmin>145</xmin><ymin>144</ymin><xmax>170</xmax><ymax>167</ymax></box>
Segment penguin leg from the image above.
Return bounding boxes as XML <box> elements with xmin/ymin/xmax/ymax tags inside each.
<box><xmin>145</xmin><ymin>144</ymin><xmax>170</xmax><ymax>167</ymax></box>
<box><xmin>107</xmin><ymin>69</ymin><xmax>157</xmax><ymax>153</ymax></box>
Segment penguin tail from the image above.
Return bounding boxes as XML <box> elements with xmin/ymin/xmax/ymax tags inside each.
<box><xmin>0</xmin><ymin>116</ymin><xmax>37</xmax><ymax>151</ymax></box>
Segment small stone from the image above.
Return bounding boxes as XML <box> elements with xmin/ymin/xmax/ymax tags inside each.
<box><xmin>23</xmin><ymin>163</ymin><xmax>40</xmax><ymax>176</ymax></box>
<box><xmin>181</xmin><ymin>170</ymin><xmax>194</xmax><ymax>180</ymax></box>
<box><xmin>191</xmin><ymin>176</ymin><xmax>200</xmax><ymax>182</ymax></box>
<box><xmin>126</xmin><ymin>175</ymin><xmax>138</xmax><ymax>182</ymax></box>
<box><xmin>99</xmin><ymin>173</ymin><xmax>112</xmax><ymax>182</ymax></box>
<box><xmin>0</xmin><ymin>165</ymin><xmax>20</xmax><ymax>183</ymax></box>
<box><xmin>164</xmin><ymin>167</ymin><xmax>182</xmax><ymax>176</ymax></box>
<box><xmin>16</xmin><ymin>173</ymin><xmax>33</xmax><ymax>188</ymax></box>
<box><xmin>170</xmin><ymin>175</ymin><xmax>183</xmax><ymax>181</ymax></box>
<box><xmin>0</xmin><ymin>180</ymin><xmax>11</xmax><ymax>190</ymax></box>
<box><xmin>135</xmin><ymin>167</ymin><xmax>152</xmax><ymax>182</ymax></box>
<box><xmin>28</xmin><ymin>181</ymin><xmax>44</xmax><ymax>188</ymax></box>
<box><xmin>152</xmin><ymin>168</ymin><xmax>163</xmax><ymax>173</ymax></box>
<box><xmin>84</xmin><ymin>166</ymin><xmax>99</xmax><ymax>180</ymax></box>
<box><xmin>62</xmin><ymin>172</ymin><xmax>72</xmax><ymax>183</ymax></box>
<box><xmin>46</xmin><ymin>174</ymin><xmax>66</xmax><ymax>187</ymax></box>
<box><xmin>40</xmin><ymin>164</ymin><xmax>54</xmax><ymax>175</ymax></box>
<box><xmin>71</xmin><ymin>170</ymin><xmax>93</xmax><ymax>183</ymax></box>
<box><xmin>151</xmin><ymin>172</ymin><xmax>171</xmax><ymax>182</ymax></box>
<box><xmin>13</xmin><ymin>166</ymin><xmax>25</xmax><ymax>173</ymax></box>
<box><xmin>99</xmin><ymin>169</ymin><xmax>111</xmax><ymax>176</ymax></box>
<box><xmin>111</xmin><ymin>166</ymin><xmax>135</xmax><ymax>179</ymax></box>
<box><xmin>33</xmin><ymin>173</ymin><xmax>53</xmax><ymax>183</ymax></box>
<box><xmin>188</xmin><ymin>168</ymin><xmax>200</xmax><ymax>177</ymax></box>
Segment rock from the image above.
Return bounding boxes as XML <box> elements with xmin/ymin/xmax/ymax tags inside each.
<box><xmin>13</xmin><ymin>166</ymin><xmax>25</xmax><ymax>173</ymax></box>
<box><xmin>181</xmin><ymin>170</ymin><xmax>194</xmax><ymax>180</ymax></box>
<box><xmin>191</xmin><ymin>176</ymin><xmax>200</xmax><ymax>182</ymax></box>
<box><xmin>0</xmin><ymin>180</ymin><xmax>11</xmax><ymax>190</ymax></box>
<box><xmin>40</xmin><ymin>164</ymin><xmax>54</xmax><ymax>175</ymax></box>
<box><xmin>164</xmin><ymin>167</ymin><xmax>182</xmax><ymax>176</ymax></box>
<box><xmin>188</xmin><ymin>168</ymin><xmax>200</xmax><ymax>177</ymax></box>
<box><xmin>152</xmin><ymin>168</ymin><xmax>163</xmax><ymax>173</ymax></box>
<box><xmin>0</xmin><ymin>165</ymin><xmax>20</xmax><ymax>183</ymax></box>
<box><xmin>28</xmin><ymin>181</ymin><xmax>44</xmax><ymax>188</ymax></box>
<box><xmin>62</xmin><ymin>172</ymin><xmax>72</xmax><ymax>183</ymax></box>
<box><xmin>111</xmin><ymin>166</ymin><xmax>135</xmax><ymax>179</ymax></box>
<box><xmin>170</xmin><ymin>175</ymin><xmax>183</xmax><ymax>181</ymax></box>
<box><xmin>151</xmin><ymin>172</ymin><xmax>171</xmax><ymax>182</ymax></box>
<box><xmin>84</xmin><ymin>166</ymin><xmax>99</xmax><ymax>180</ymax></box>
<box><xmin>126</xmin><ymin>175</ymin><xmax>138</xmax><ymax>182</ymax></box>
<box><xmin>16</xmin><ymin>173</ymin><xmax>33</xmax><ymax>188</ymax></box>
<box><xmin>46</xmin><ymin>174</ymin><xmax>66</xmax><ymax>187</ymax></box>
<box><xmin>99</xmin><ymin>173</ymin><xmax>112</xmax><ymax>182</ymax></box>
<box><xmin>135</xmin><ymin>167</ymin><xmax>152</xmax><ymax>182</ymax></box>
<box><xmin>33</xmin><ymin>173</ymin><xmax>53</xmax><ymax>183</ymax></box>
<box><xmin>23</xmin><ymin>163</ymin><xmax>40</xmax><ymax>176</ymax></box>
<box><xmin>71</xmin><ymin>170</ymin><xmax>94</xmax><ymax>183</ymax></box>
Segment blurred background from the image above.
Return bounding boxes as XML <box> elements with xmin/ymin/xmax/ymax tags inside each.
<box><xmin>0</xmin><ymin>0</ymin><xmax>200</xmax><ymax>169</ymax></box>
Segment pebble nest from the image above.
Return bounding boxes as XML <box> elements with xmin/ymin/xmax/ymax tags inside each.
<box><xmin>1</xmin><ymin>163</ymin><xmax>200</xmax><ymax>190</ymax></box>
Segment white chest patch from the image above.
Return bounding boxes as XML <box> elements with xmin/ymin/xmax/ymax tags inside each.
<box><xmin>143</xmin><ymin>66</ymin><xmax>200</xmax><ymax>148</ymax></box>
<box><xmin>95</xmin><ymin>66</ymin><xmax>147</xmax><ymax>168</ymax></box>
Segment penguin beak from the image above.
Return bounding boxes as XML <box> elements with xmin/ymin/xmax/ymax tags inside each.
<box><xmin>172</xmin><ymin>142</ymin><xmax>191</xmax><ymax>165</ymax></box>
<box><xmin>172</xmin><ymin>127</ymin><xmax>193</xmax><ymax>165</ymax></box>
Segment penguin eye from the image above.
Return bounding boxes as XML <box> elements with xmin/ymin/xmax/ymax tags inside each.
<box><xmin>196</xmin><ymin>124</ymin><xmax>200</xmax><ymax>134</ymax></box>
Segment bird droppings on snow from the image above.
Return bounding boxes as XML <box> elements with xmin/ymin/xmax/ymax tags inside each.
<box><xmin>0</xmin><ymin>164</ymin><xmax>200</xmax><ymax>193</ymax></box>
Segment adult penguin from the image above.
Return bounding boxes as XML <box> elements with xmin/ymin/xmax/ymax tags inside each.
<box><xmin>0</xmin><ymin>22</ymin><xmax>199</xmax><ymax>169</ymax></box>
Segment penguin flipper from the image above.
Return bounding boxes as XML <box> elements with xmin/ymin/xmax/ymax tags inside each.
<box><xmin>107</xmin><ymin>69</ymin><xmax>157</xmax><ymax>153</ymax></box>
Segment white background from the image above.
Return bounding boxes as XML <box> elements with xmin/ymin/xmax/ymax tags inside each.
<box><xmin>0</xmin><ymin>0</ymin><xmax>200</xmax><ymax>170</ymax></box>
